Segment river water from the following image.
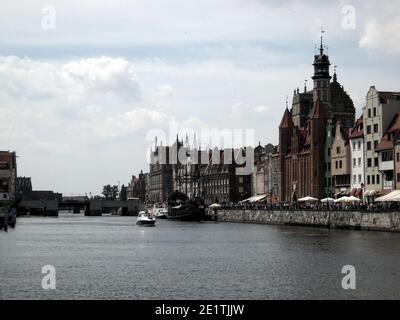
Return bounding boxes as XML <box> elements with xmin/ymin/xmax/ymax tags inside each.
<box><xmin>0</xmin><ymin>213</ymin><xmax>399</xmax><ymax>300</ymax></box>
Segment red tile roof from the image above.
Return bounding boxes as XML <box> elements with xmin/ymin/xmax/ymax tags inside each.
<box><xmin>376</xmin><ymin>113</ymin><xmax>400</xmax><ymax>151</ymax></box>
<box><xmin>349</xmin><ymin>115</ymin><xmax>364</xmax><ymax>139</ymax></box>
<box><xmin>279</xmin><ymin>108</ymin><xmax>293</xmax><ymax>129</ymax></box>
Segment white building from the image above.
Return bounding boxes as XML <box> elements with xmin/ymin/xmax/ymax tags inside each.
<box><xmin>349</xmin><ymin>115</ymin><xmax>364</xmax><ymax>198</ymax></box>
<box><xmin>363</xmin><ymin>86</ymin><xmax>400</xmax><ymax>199</ymax></box>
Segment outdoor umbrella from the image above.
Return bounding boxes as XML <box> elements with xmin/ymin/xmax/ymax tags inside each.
<box><xmin>298</xmin><ymin>196</ymin><xmax>319</xmax><ymax>202</ymax></box>
<box><xmin>334</xmin><ymin>196</ymin><xmax>349</xmax><ymax>203</ymax></box>
<box><xmin>321</xmin><ymin>198</ymin><xmax>335</xmax><ymax>203</ymax></box>
<box><xmin>209</xmin><ymin>203</ymin><xmax>222</xmax><ymax>208</ymax></box>
<box><xmin>347</xmin><ymin>196</ymin><xmax>361</xmax><ymax>202</ymax></box>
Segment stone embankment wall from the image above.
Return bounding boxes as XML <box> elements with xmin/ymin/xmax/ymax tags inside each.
<box><xmin>206</xmin><ymin>209</ymin><xmax>400</xmax><ymax>232</ymax></box>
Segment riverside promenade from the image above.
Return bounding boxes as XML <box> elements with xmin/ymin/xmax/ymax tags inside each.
<box><xmin>206</xmin><ymin>208</ymin><xmax>400</xmax><ymax>232</ymax></box>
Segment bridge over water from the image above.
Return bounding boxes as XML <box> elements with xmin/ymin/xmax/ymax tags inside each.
<box><xmin>19</xmin><ymin>198</ymin><xmax>140</xmax><ymax>217</ymax></box>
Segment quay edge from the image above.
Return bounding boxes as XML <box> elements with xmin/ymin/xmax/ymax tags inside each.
<box><xmin>206</xmin><ymin>209</ymin><xmax>400</xmax><ymax>233</ymax></box>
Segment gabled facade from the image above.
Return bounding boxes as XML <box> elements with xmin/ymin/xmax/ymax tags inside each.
<box><xmin>331</xmin><ymin>122</ymin><xmax>351</xmax><ymax>197</ymax></box>
<box><xmin>278</xmin><ymin>37</ymin><xmax>355</xmax><ymax>202</ymax></box>
<box><xmin>364</xmin><ymin>87</ymin><xmax>400</xmax><ymax>197</ymax></box>
<box><xmin>376</xmin><ymin>113</ymin><xmax>400</xmax><ymax>191</ymax></box>
<box><xmin>349</xmin><ymin>115</ymin><xmax>364</xmax><ymax>198</ymax></box>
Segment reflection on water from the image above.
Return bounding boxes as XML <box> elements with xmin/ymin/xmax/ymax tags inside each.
<box><xmin>0</xmin><ymin>213</ymin><xmax>399</xmax><ymax>300</ymax></box>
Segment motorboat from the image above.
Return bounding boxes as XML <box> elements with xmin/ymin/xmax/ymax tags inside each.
<box><xmin>136</xmin><ymin>211</ymin><xmax>156</xmax><ymax>226</ymax></box>
<box><xmin>150</xmin><ymin>203</ymin><xmax>168</xmax><ymax>219</ymax></box>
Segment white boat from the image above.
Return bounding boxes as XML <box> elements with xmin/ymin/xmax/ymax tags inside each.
<box><xmin>136</xmin><ymin>211</ymin><xmax>156</xmax><ymax>226</ymax></box>
<box><xmin>150</xmin><ymin>203</ymin><xmax>168</xmax><ymax>219</ymax></box>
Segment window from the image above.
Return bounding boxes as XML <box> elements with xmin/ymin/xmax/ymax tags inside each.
<box><xmin>367</xmin><ymin>125</ymin><xmax>371</xmax><ymax>134</ymax></box>
<box><xmin>382</xmin><ymin>151</ymin><xmax>393</xmax><ymax>162</ymax></box>
<box><xmin>358</xmin><ymin>158</ymin><xmax>362</xmax><ymax>167</ymax></box>
<box><xmin>374</xmin><ymin>140</ymin><xmax>379</xmax><ymax>149</ymax></box>
<box><xmin>353</xmin><ymin>142</ymin><xmax>356</xmax><ymax>150</ymax></box>
<box><xmin>335</xmin><ymin>161</ymin><xmax>338</xmax><ymax>169</ymax></box>
<box><xmin>397</xmin><ymin>173</ymin><xmax>400</xmax><ymax>182</ymax></box>
<box><xmin>374</xmin><ymin>157</ymin><xmax>379</xmax><ymax>167</ymax></box>
<box><xmin>358</xmin><ymin>175</ymin><xmax>362</xmax><ymax>183</ymax></box>
<box><xmin>367</xmin><ymin>176</ymin><xmax>371</xmax><ymax>184</ymax></box>
<box><xmin>373</xmin><ymin>108</ymin><xmax>377</xmax><ymax>117</ymax></box>
<box><xmin>377</xmin><ymin>175</ymin><xmax>380</xmax><ymax>185</ymax></box>
<box><xmin>339</xmin><ymin>160</ymin><xmax>343</xmax><ymax>169</ymax></box>
<box><xmin>397</xmin><ymin>153</ymin><xmax>400</xmax><ymax>162</ymax></box>
<box><xmin>368</xmin><ymin>109</ymin><xmax>371</xmax><ymax>118</ymax></box>
<box><xmin>358</xmin><ymin>141</ymin><xmax>361</xmax><ymax>150</ymax></box>
<box><xmin>372</xmin><ymin>175</ymin><xmax>375</xmax><ymax>184</ymax></box>
<box><xmin>353</xmin><ymin>158</ymin><xmax>356</xmax><ymax>167</ymax></box>
<box><xmin>367</xmin><ymin>142</ymin><xmax>372</xmax><ymax>150</ymax></box>
<box><xmin>337</xmin><ymin>146</ymin><xmax>341</xmax><ymax>154</ymax></box>
<box><xmin>374</xmin><ymin>124</ymin><xmax>379</xmax><ymax>133</ymax></box>
<box><xmin>353</xmin><ymin>175</ymin><xmax>357</xmax><ymax>184</ymax></box>
<box><xmin>367</xmin><ymin>158</ymin><xmax>372</xmax><ymax>167</ymax></box>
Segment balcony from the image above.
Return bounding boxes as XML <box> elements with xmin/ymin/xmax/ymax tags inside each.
<box><xmin>383</xmin><ymin>180</ymin><xmax>394</xmax><ymax>190</ymax></box>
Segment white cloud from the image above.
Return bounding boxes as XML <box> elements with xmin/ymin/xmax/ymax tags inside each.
<box><xmin>359</xmin><ymin>17</ymin><xmax>400</xmax><ymax>56</ymax></box>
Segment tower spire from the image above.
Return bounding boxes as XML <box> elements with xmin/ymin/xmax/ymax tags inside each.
<box><xmin>320</xmin><ymin>27</ymin><xmax>325</xmax><ymax>55</ymax></box>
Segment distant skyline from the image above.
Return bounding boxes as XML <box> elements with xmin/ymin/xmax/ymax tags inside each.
<box><xmin>1</xmin><ymin>0</ymin><xmax>400</xmax><ymax>195</ymax></box>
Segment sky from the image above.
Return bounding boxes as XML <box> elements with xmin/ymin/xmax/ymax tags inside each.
<box><xmin>1</xmin><ymin>0</ymin><xmax>400</xmax><ymax>195</ymax></box>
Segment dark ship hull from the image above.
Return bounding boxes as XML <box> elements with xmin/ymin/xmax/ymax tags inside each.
<box><xmin>167</xmin><ymin>203</ymin><xmax>205</xmax><ymax>221</ymax></box>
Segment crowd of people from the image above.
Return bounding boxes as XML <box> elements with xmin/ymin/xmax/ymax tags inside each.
<box><xmin>216</xmin><ymin>201</ymin><xmax>400</xmax><ymax>212</ymax></box>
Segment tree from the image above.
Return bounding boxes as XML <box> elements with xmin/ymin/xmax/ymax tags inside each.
<box><xmin>102</xmin><ymin>184</ymin><xmax>119</xmax><ymax>200</ymax></box>
<box><xmin>102</xmin><ymin>185</ymin><xmax>112</xmax><ymax>199</ymax></box>
<box><xmin>119</xmin><ymin>184</ymin><xmax>127</xmax><ymax>201</ymax></box>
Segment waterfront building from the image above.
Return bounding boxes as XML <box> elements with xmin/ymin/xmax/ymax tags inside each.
<box><xmin>200</xmin><ymin>148</ymin><xmax>252</xmax><ymax>205</ymax></box>
<box><xmin>395</xmin><ymin>140</ymin><xmax>400</xmax><ymax>190</ymax></box>
<box><xmin>278</xmin><ymin>37</ymin><xmax>355</xmax><ymax>202</ymax></box>
<box><xmin>323</xmin><ymin>120</ymin><xmax>335</xmax><ymax>198</ymax></box>
<box><xmin>127</xmin><ymin>170</ymin><xmax>149</xmax><ymax>203</ymax></box>
<box><xmin>376</xmin><ymin>113</ymin><xmax>400</xmax><ymax>192</ymax></box>
<box><xmin>16</xmin><ymin>176</ymin><xmax>32</xmax><ymax>200</ymax></box>
<box><xmin>264</xmin><ymin>145</ymin><xmax>280</xmax><ymax>203</ymax></box>
<box><xmin>349</xmin><ymin>115</ymin><xmax>365</xmax><ymax>198</ymax></box>
<box><xmin>270</xmin><ymin>149</ymin><xmax>281</xmax><ymax>203</ymax></box>
<box><xmin>330</xmin><ymin>121</ymin><xmax>351</xmax><ymax>197</ymax></box>
<box><xmin>363</xmin><ymin>87</ymin><xmax>400</xmax><ymax>199</ymax></box>
<box><xmin>252</xmin><ymin>143</ymin><xmax>266</xmax><ymax>196</ymax></box>
<box><xmin>0</xmin><ymin>151</ymin><xmax>17</xmax><ymax>202</ymax></box>
<box><xmin>149</xmin><ymin>144</ymin><xmax>174</xmax><ymax>203</ymax></box>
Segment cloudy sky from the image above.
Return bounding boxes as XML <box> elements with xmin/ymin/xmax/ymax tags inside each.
<box><xmin>1</xmin><ymin>0</ymin><xmax>400</xmax><ymax>195</ymax></box>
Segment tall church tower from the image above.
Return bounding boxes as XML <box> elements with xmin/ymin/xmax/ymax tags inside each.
<box><xmin>312</xmin><ymin>31</ymin><xmax>331</xmax><ymax>104</ymax></box>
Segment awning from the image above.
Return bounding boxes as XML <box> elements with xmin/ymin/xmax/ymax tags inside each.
<box><xmin>350</xmin><ymin>188</ymin><xmax>357</xmax><ymax>196</ymax></box>
<box><xmin>355</xmin><ymin>188</ymin><xmax>363</xmax><ymax>197</ymax></box>
<box><xmin>240</xmin><ymin>194</ymin><xmax>267</xmax><ymax>203</ymax></box>
<box><xmin>375</xmin><ymin>190</ymin><xmax>400</xmax><ymax>202</ymax></box>
<box><xmin>298</xmin><ymin>196</ymin><xmax>319</xmax><ymax>202</ymax></box>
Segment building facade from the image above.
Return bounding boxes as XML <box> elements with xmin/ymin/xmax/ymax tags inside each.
<box><xmin>278</xmin><ymin>38</ymin><xmax>355</xmax><ymax>202</ymax></box>
<box><xmin>349</xmin><ymin>115</ymin><xmax>364</xmax><ymax>198</ymax></box>
<box><xmin>331</xmin><ymin>122</ymin><xmax>351</xmax><ymax>197</ymax></box>
<box><xmin>376</xmin><ymin>113</ymin><xmax>400</xmax><ymax>192</ymax></box>
<box><xmin>200</xmin><ymin>148</ymin><xmax>252</xmax><ymax>205</ymax></box>
<box><xmin>363</xmin><ymin>87</ymin><xmax>400</xmax><ymax>197</ymax></box>
<box><xmin>149</xmin><ymin>145</ymin><xmax>174</xmax><ymax>203</ymax></box>
<box><xmin>0</xmin><ymin>151</ymin><xmax>17</xmax><ymax>202</ymax></box>
<box><xmin>127</xmin><ymin>170</ymin><xmax>149</xmax><ymax>203</ymax></box>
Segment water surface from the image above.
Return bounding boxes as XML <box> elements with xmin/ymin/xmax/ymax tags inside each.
<box><xmin>1</xmin><ymin>213</ymin><xmax>399</xmax><ymax>299</ymax></box>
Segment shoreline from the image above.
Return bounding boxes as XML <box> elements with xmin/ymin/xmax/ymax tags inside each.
<box><xmin>206</xmin><ymin>209</ymin><xmax>400</xmax><ymax>233</ymax></box>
